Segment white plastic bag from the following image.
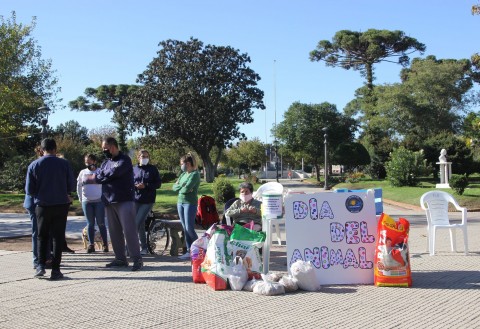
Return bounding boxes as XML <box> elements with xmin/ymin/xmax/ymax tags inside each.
<box><xmin>279</xmin><ymin>275</ymin><xmax>299</xmax><ymax>292</ymax></box>
<box><xmin>290</xmin><ymin>260</ymin><xmax>321</xmax><ymax>292</ymax></box>
<box><xmin>253</xmin><ymin>274</ymin><xmax>285</xmax><ymax>296</ymax></box>
<box><xmin>228</xmin><ymin>256</ymin><xmax>248</xmax><ymax>291</ymax></box>
<box><xmin>243</xmin><ymin>278</ymin><xmax>260</xmax><ymax>292</ymax></box>
<box><xmin>266</xmin><ymin>272</ymin><xmax>284</xmax><ymax>282</ymax></box>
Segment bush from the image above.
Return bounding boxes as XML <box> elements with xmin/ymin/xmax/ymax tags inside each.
<box><xmin>449</xmin><ymin>174</ymin><xmax>469</xmax><ymax>195</ymax></box>
<box><xmin>385</xmin><ymin>147</ymin><xmax>430</xmax><ymax>187</ymax></box>
<box><xmin>212</xmin><ymin>177</ymin><xmax>236</xmax><ymax>204</ymax></box>
<box><xmin>159</xmin><ymin>170</ymin><xmax>177</xmax><ymax>183</ymax></box>
<box><xmin>0</xmin><ymin>155</ymin><xmax>33</xmax><ymax>192</ymax></box>
<box><xmin>345</xmin><ymin>172</ymin><xmax>365</xmax><ymax>184</ymax></box>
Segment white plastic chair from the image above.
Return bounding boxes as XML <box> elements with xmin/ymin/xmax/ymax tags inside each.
<box><xmin>420</xmin><ymin>191</ymin><xmax>468</xmax><ymax>256</ymax></box>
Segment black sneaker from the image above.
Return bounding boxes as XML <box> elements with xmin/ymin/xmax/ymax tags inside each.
<box><xmin>131</xmin><ymin>260</ymin><xmax>143</xmax><ymax>272</ymax></box>
<box><xmin>34</xmin><ymin>267</ymin><xmax>46</xmax><ymax>278</ymax></box>
<box><xmin>63</xmin><ymin>246</ymin><xmax>75</xmax><ymax>254</ymax></box>
<box><xmin>87</xmin><ymin>244</ymin><xmax>95</xmax><ymax>253</ymax></box>
<box><xmin>50</xmin><ymin>269</ymin><xmax>64</xmax><ymax>280</ymax></box>
<box><xmin>105</xmin><ymin>259</ymin><xmax>129</xmax><ymax>268</ymax></box>
<box><xmin>102</xmin><ymin>244</ymin><xmax>109</xmax><ymax>252</ymax></box>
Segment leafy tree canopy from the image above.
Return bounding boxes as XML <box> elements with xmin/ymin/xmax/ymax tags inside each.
<box><xmin>0</xmin><ymin>12</ymin><xmax>59</xmax><ymax>163</ymax></box>
<box><xmin>127</xmin><ymin>37</ymin><xmax>265</xmax><ymax>182</ymax></box>
<box><xmin>310</xmin><ymin>29</ymin><xmax>425</xmax><ymax>90</ymax></box>
<box><xmin>69</xmin><ymin>84</ymin><xmax>140</xmax><ymax>152</ymax></box>
<box><xmin>276</xmin><ymin>102</ymin><xmax>356</xmax><ymax>181</ymax></box>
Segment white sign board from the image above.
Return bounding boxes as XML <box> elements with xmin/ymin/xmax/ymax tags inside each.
<box><xmin>285</xmin><ymin>191</ymin><xmax>377</xmax><ymax>285</ymax></box>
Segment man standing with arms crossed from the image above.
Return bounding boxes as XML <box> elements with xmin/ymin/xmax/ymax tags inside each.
<box><xmin>84</xmin><ymin>137</ymin><xmax>143</xmax><ymax>271</ymax></box>
<box><xmin>26</xmin><ymin>138</ymin><xmax>75</xmax><ymax>280</ymax></box>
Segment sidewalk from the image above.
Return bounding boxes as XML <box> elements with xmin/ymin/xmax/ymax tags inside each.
<box><xmin>1</xmin><ymin>182</ymin><xmax>479</xmax><ymax>328</ymax></box>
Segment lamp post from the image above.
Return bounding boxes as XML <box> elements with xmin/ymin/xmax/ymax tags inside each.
<box><xmin>38</xmin><ymin>105</ymin><xmax>50</xmax><ymax>139</ymax></box>
<box><xmin>274</xmin><ymin>139</ymin><xmax>279</xmax><ymax>183</ymax></box>
<box><xmin>323</xmin><ymin>127</ymin><xmax>329</xmax><ymax>190</ymax></box>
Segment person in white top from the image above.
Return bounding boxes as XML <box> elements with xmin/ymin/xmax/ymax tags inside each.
<box><xmin>77</xmin><ymin>154</ymin><xmax>108</xmax><ymax>253</ymax></box>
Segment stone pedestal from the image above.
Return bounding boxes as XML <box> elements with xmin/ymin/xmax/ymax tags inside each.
<box><xmin>436</xmin><ymin>162</ymin><xmax>452</xmax><ymax>188</ymax></box>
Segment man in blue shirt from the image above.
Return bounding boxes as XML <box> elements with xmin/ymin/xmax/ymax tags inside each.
<box><xmin>25</xmin><ymin>138</ymin><xmax>75</xmax><ymax>280</ymax></box>
<box><xmin>84</xmin><ymin>137</ymin><xmax>143</xmax><ymax>271</ymax></box>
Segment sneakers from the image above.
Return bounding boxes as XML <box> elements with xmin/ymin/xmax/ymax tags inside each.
<box><xmin>102</xmin><ymin>244</ymin><xmax>109</xmax><ymax>253</ymax></box>
<box><xmin>87</xmin><ymin>244</ymin><xmax>95</xmax><ymax>253</ymax></box>
<box><xmin>131</xmin><ymin>260</ymin><xmax>143</xmax><ymax>271</ymax></box>
<box><xmin>50</xmin><ymin>269</ymin><xmax>64</xmax><ymax>280</ymax></box>
<box><xmin>34</xmin><ymin>267</ymin><xmax>46</xmax><ymax>278</ymax></box>
<box><xmin>105</xmin><ymin>259</ymin><xmax>129</xmax><ymax>268</ymax></box>
<box><xmin>178</xmin><ymin>253</ymin><xmax>191</xmax><ymax>260</ymax></box>
<box><xmin>140</xmin><ymin>248</ymin><xmax>149</xmax><ymax>255</ymax></box>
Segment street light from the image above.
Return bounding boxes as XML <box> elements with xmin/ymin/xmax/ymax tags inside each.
<box><xmin>273</xmin><ymin>139</ymin><xmax>279</xmax><ymax>183</ymax></box>
<box><xmin>323</xmin><ymin>127</ymin><xmax>329</xmax><ymax>190</ymax></box>
<box><xmin>38</xmin><ymin>105</ymin><xmax>50</xmax><ymax>139</ymax></box>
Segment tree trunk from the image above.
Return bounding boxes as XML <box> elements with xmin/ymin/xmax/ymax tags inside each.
<box><xmin>366</xmin><ymin>63</ymin><xmax>374</xmax><ymax>91</ymax></box>
<box><xmin>314</xmin><ymin>163</ymin><xmax>320</xmax><ymax>182</ymax></box>
<box><xmin>202</xmin><ymin>155</ymin><xmax>216</xmax><ymax>183</ymax></box>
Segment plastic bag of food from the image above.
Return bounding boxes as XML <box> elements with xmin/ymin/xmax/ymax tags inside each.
<box><xmin>290</xmin><ymin>260</ymin><xmax>321</xmax><ymax>292</ymax></box>
<box><xmin>243</xmin><ymin>278</ymin><xmax>261</xmax><ymax>292</ymax></box>
<box><xmin>253</xmin><ymin>274</ymin><xmax>285</xmax><ymax>296</ymax></box>
<box><xmin>228</xmin><ymin>256</ymin><xmax>248</xmax><ymax>291</ymax></box>
<box><xmin>191</xmin><ymin>225</ymin><xmax>217</xmax><ymax>284</ymax></box>
<box><xmin>279</xmin><ymin>275</ymin><xmax>299</xmax><ymax>292</ymax></box>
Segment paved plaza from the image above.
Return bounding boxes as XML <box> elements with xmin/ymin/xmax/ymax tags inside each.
<box><xmin>1</xmin><ymin>181</ymin><xmax>479</xmax><ymax>328</ymax></box>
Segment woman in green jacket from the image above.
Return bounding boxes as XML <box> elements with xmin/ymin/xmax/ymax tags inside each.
<box><xmin>172</xmin><ymin>153</ymin><xmax>200</xmax><ymax>260</ymax></box>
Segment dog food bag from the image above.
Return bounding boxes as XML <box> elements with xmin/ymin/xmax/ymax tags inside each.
<box><xmin>374</xmin><ymin>213</ymin><xmax>412</xmax><ymax>287</ymax></box>
<box><xmin>191</xmin><ymin>225</ymin><xmax>217</xmax><ymax>284</ymax></box>
<box><xmin>227</xmin><ymin>224</ymin><xmax>266</xmax><ymax>280</ymax></box>
<box><xmin>201</xmin><ymin>228</ymin><xmax>229</xmax><ymax>290</ymax></box>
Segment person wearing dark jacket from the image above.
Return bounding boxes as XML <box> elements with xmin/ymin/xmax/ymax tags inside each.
<box><xmin>25</xmin><ymin>138</ymin><xmax>75</xmax><ymax>280</ymax></box>
<box><xmin>83</xmin><ymin>137</ymin><xmax>143</xmax><ymax>271</ymax></box>
<box><xmin>133</xmin><ymin>149</ymin><xmax>161</xmax><ymax>254</ymax></box>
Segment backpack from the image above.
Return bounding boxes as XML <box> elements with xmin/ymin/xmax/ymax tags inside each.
<box><xmin>195</xmin><ymin>195</ymin><xmax>220</xmax><ymax>229</ymax></box>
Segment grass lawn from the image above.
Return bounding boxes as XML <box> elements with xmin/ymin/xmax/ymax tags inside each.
<box><xmin>3</xmin><ymin>177</ymin><xmax>480</xmax><ymax>214</ymax></box>
<box><xmin>0</xmin><ymin>178</ymin><xmax>262</xmax><ymax>215</ymax></box>
<box><xmin>331</xmin><ymin>179</ymin><xmax>480</xmax><ymax>210</ymax></box>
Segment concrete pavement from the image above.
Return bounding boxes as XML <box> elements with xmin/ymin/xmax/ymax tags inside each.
<box><xmin>1</xmin><ymin>180</ymin><xmax>479</xmax><ymax>328</ymax></box>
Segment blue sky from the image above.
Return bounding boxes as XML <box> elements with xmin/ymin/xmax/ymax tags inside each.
<box><xmin>3</xmin><ymin>0</ymin><xmax>479</xmax><ymax>144</ymax></box>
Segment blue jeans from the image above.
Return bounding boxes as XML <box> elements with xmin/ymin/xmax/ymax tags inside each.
<box><xmin>135</xmin><ymin>202</ymin><xmax>153</xmax><ymax>250</ymax></box>
<box><xmin>82</xmin><ymin>201</ymin><xmax>108</xmax><ymax>245</ymax></box>
<box><xmin>177</xmin><ymin>203</ymin><xmax>198</xmax><ymax>251</ymax></box>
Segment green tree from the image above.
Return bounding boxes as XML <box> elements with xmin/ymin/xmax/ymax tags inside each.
<box><xmin>276</xmin><ymin>102</ymin><xmax>356</xmax><ymax>182</ymax></box>
<box><xmin>0</xmin><ymin>12</ymin><xmax>60</xmax><ymax>163</ymax></box>
<box><xmin>333</xmin><ymin>142</ymin><xmax>370</xmax><ymax>173</ymax></box>
<box><xmin>69</xmin><ymin>84</ymin><xmax>140</xmax><ymax>152</ymax></box>
<box><xmin>310</xmin><ymin>29</ymin><xmax>425</xmax><ymax>90</ymax></box>
<box><xmin>385</xmin><ymin>147</ymin><xmax>429</xmax><ymax>187</ymax></box>
<box><xmin>54</xmin><ymin>120</ymin><xmax>90</xmax><ymax>145</ymax></box>
<box><xmin>127</xmin><ymin>38</ymin><xmax>265</xmax><ymax>182</ymax></box>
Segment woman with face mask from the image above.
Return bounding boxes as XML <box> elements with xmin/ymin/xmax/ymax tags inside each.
<box><xmin>172</xmin><ymin>153</ymin><xmax>200</xmax><ymax>260</ymax></box>
<box><xmin>224</xmin><ymin>182</ymin><xmax>262</xmax><ymax>231</ymax></box>
<box><xmin>77</xmin><ymin>154</ymin><xmax>109</xmax><ymax>253</ymax></box>
<box><xmin>133</xmin><ymin>150</ymin><xmax>162</xmax><ymax>255</ymax></box>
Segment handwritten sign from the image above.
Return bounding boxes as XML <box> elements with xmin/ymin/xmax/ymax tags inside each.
<box><xmin>285</xmin><ymin>190</ymin><xmax>377</xmax><ymax>285</ymax></box>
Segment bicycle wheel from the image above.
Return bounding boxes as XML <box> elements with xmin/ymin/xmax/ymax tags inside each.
<box><xmin>147</xmin><ymin>219</ymin><xmax>170</xmax><ymax>256</ymax></box>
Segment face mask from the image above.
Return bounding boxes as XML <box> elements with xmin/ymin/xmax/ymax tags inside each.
<box><xmin>140</xmin><ymin>158</ymin><xmax>149</xmax><ymax>166</ymax></box>
<box><xmin>103</xmin><ymin>149</ymin><xmax>112</xmax><ymax>159</ymax></box>
<box><xmin>86</xmin><ymin>164</ymin><xmax>95</xmax><ymax>170</ymax></box>
<box><xmin>239</xmin><ymin>194</ymin><xmax>253</xmax><ymax>203</ymax></box>
<box><xmin>181</xmin><ymin>164</ymin><xmax>187</xmax><ymax>172</ymax></box>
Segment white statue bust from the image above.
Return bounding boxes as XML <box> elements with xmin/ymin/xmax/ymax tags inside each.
<box><xmin>439</xmin><ymin>149</ymin><xmax>447</xmax><ymax>163</ymax></box>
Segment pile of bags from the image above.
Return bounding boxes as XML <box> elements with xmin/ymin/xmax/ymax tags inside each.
<box><xmin>191</xmin><ymin>224</ymin><xmax>321</xmax><ymax>295</ymax></box>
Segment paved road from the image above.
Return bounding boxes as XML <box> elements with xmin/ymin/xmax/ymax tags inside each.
<box><xmin>1</xmin><ymin>180</ymin><xmax>479</xmax><ymax>328</ymax></box>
